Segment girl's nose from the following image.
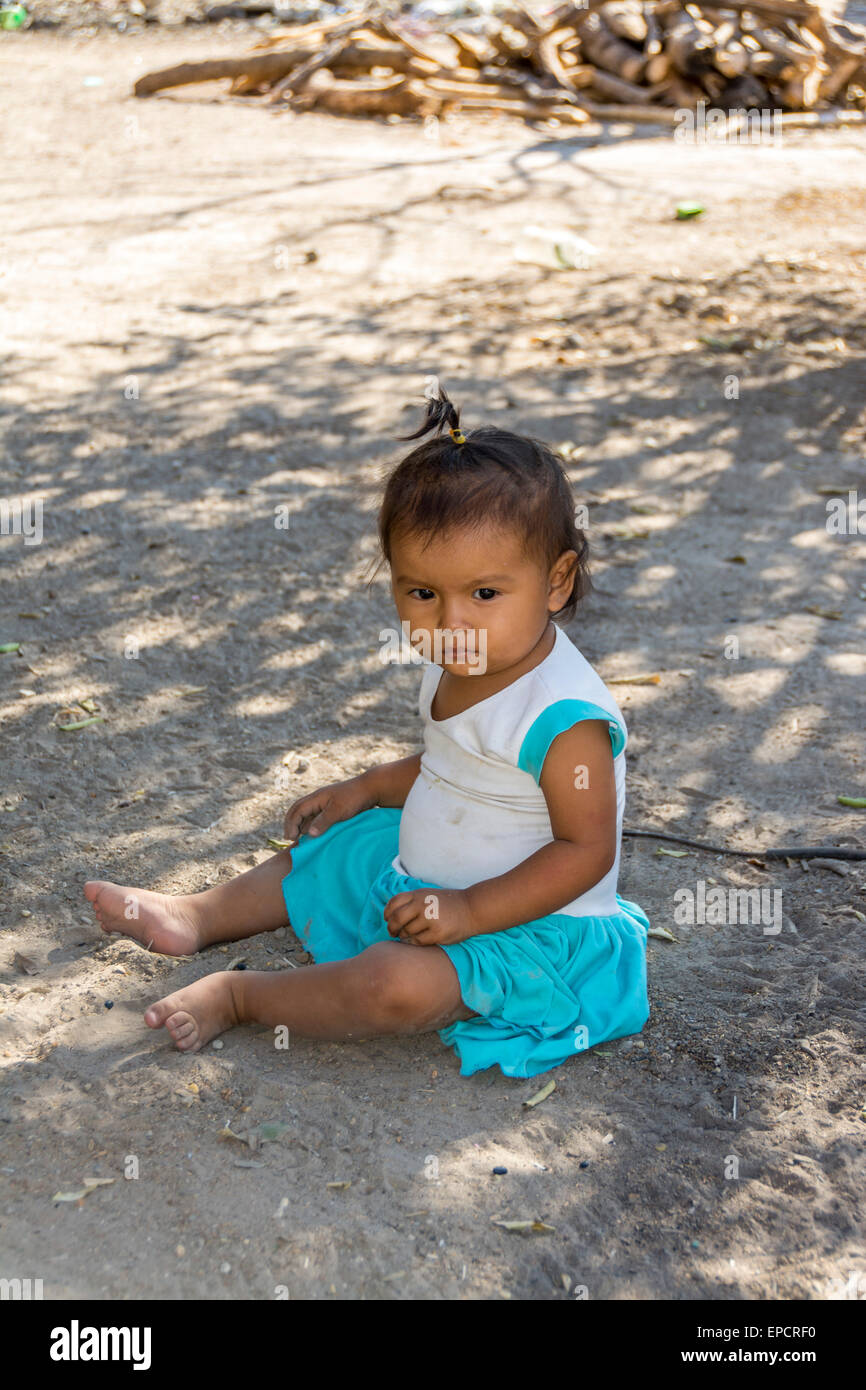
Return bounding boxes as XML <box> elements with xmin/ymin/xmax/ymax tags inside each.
<box><xmin>438</xmin><ymin>612</ymin><xmax>471</xmax><ymax>636</ymax></box>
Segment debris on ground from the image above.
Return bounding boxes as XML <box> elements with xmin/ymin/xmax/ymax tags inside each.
<box><xmin>129</xmin><ymin>1</ymin><xmax>866</xmax><ymax>127</ymax></box>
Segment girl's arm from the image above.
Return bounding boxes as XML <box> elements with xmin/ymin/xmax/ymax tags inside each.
<box><xmin>360</xmin><ymin>754</ymin><xmax>422</xmax><ymax>809</ymax></box>
<box><xmin>464</xmin><ymin>720</ymin><xmax>617</xmax><ymax>935</ymax></box>
<box><xmin>284</xmin><ymin>754</ymin><xmax>420</xmax><ymax>841</ymax></box>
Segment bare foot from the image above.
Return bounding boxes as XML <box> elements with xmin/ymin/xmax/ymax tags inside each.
<box><xmin>84</xmin><ymin>880</ymin><xmax>204</xmax><ymax>956</ymax></box>
<box><xmin>144</xmin><ymin>973</ymin><xmax>239</xmax><ymax>1052</ymax></box>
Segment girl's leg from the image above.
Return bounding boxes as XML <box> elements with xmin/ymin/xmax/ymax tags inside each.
<box><xmin>84</xmin><ymin>849</ymin><xmax>293</xmax><ymax>956</ymax></box>
<box><xmin>144</xmin><ymin>940</ymin><xmax>479</xmax><ymax>1052</ymax></box>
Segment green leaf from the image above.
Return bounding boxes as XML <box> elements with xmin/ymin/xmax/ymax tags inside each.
<box><xmin>837</xmin><ymin>796</ymin><xmax>866</xmax><ymax>808</ymax></box>
<box><xmin>0</xmin><ymin>642</ymin><xmax>21</xmax><ymax>654</ymax></box>
<box><xmin>56</xmin><ymin>716</ymin><xmax>104</xmax><ymax>731</ymax></box>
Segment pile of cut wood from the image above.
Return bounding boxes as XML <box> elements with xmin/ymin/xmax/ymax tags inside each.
<box><xmin>134</xmin><ymin>0</ymin><xmax>866</xmax><ymax>126</ymax></box>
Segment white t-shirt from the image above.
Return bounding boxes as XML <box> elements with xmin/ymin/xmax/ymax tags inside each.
<box><xmin>393</xmin><ymin>624</ymin><xmax>628</xmax><ymax>918</ymax></box>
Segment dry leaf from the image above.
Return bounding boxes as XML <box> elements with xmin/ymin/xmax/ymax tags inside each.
<box><xmin>523</xmin><ymin>1080</ymin><xmax>556</xmax><ymax>1109</ymax></box>
<box><xmin>492</xmin><ymin>1219</ymin><xmax>556</xmax><ymax>1234</ymax></box>
<box><xmin>606</xmin><ymin>673</ymin><xmax>661</xmax><ymax>686</ymax></box>
<box><xmin>52</xmin><ymin>1178</ymin><xmax>115</xmax><ymax>1203</ymax></box>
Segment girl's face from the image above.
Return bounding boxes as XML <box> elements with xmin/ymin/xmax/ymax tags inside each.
<box><xmin>389</xmin><ymin>521</ymin><xmax>577</xmax><ymax>678</ymax></box>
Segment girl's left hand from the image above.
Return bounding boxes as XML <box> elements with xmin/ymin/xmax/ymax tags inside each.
<box><xmin>384</xmin><ymin>888</ymin><xmax>476</xmax><ymax>946</ymax></box>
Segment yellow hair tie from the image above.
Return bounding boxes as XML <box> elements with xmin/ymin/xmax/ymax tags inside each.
<box><xmin>450</xmin><ymin>427</ymin><xmax>466</xmax><ymax>445</ymax></box>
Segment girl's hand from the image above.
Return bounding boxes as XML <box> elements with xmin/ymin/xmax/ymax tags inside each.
<box><xmin>384</xmin><ymin>888</ymin><xmax>477</xmax><ymax>947</ymax></box>
<box><xmin>283</xmin><ymin>775</ymin><xmax>374</xmax><ymax>843</ymax></box>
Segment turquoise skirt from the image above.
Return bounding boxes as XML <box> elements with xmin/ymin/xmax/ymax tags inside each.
<box><xmin>281</xmin><ymin>807</ymin><xmax>650</xmax><ymax>1080</ymax></box>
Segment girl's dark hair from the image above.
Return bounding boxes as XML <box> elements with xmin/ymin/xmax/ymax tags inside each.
<box><xmin>375</xmin><ymin>384</ymin><xmax>591</xmax><ymax>621</ymax></box>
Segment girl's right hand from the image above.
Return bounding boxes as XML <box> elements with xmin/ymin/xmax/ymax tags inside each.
<box><xmin>283</xmin><ymin>775</ymin><xmax>375</xmax><ymax>843</ymax></box>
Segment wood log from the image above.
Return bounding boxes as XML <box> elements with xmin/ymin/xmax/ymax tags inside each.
<box><xmin>701</xmin><ymin>70</ymin><xmax>730</xmax><ymax>100</ymax></box>
<box><xmin>739</xmin><ymin>17</ymin><xmax>818</xmax><ymax>63</ymax></box>
<box><xmin>330</xmin><ymin>41</ymin><xmax>440</xmax><ymax>79</ymax></box>
<box><xmin>487</xmin><ymin>22</ymin><xmax>537</xmax><ymax>61</ymax></box>
<box><xmin>246</xmin><ymin>11</ymin><xmax>368</xmax><ymax>51</ymax></box>
<box><xmin>646</xmin><ymin>53</ymin><xmax>672</xmax><ymax>82</ymax></box>
<box><xmin>600</xmin><ymin>2</ymin><xmax>648</xmax><ymax>46</ymax></box>
<box><xmin>778</xmin><ymin>60</ymin><xmax>828</xmax><ymax>107</ymax></box>
<box><xmin>445</xmin><ymin>30</ymin><xmax>495</xmax><ymax>68</ymax></box>
<box><xmin>587</xmin><ymin>66</ymin><xmax>661</xmax><ymax>102</ymax></box>
<box><xmin>791</xmin><ymin>21</ymin><xmax>826</xmax><ymax>54</ymax></box>
<box><xmin>578</xmin><ymin>99</ymin><xmax>680</xmax><ymax>123</ymax></box>
<box><xmin>718</xmin><ymin>72</ymin><xmax>771</xmax><ymax>107</ymax></box>
<box><xmin>293</xmin><ymin>74</ymin><xmax>435</xmax><ymax>118</ymax></box>
<box><xmin>697</xmin><ymin>0</ymin><xmax>822</xmax><ymax>22</ymax></box>
<box><xmin>576</xmin><ymin>12</ymin><xmax>646</xmax><ymax>81</ymax></box>
<box><xmin>511</xmin><ymin>69</ymin><xmax>595</xmax><ymax>98</ymax></box>
<box><xmin>712</xmin><ymin>20</ymin><xmax>738</xmax><ymax>48</ymax></box>
<box><xmin>664</xmin><ymin>14</ymin><xmax>719</xmax><ymax>78</ymax></box>
<box><xmin>655</xmin><ymin>73</ymin><xmax>710</xmax><ymax>104</ymax></box>
<box><xmin>547</xmin><ymin>104</ymin><xmax>595</xmax><ymax>122</ymax></box>
<box><xmin>228</xmin><ymin>74</ymin><xmax>269</xmax><ymax>96</ymax></box>
<box><xmin>437</xmin><ymin>64</ymin><xmax>506</xmax><ymax>85</ymax></box>
<box><xmin>536</xmin><ymin>29</ymin><xmax>589</xmax><ymax>95</ymax></box>
<box><xmin>438</xmin><ymin>92</ymin><xmax>590</xmax><ymax>120</ymax></box>
<box><xmin>134</xmin><ymin>49</ymin><xmax>315</xmax><ymax>96</ymax></box>
<box><xmin>714</xmin><ymin>40</ymin><xmax>750</xmax><ymax>77</ymax></box>
<box><xmin>268</xmin><ymin>30</ymin><xmax>359</xmax><ymax>102</ymax></box>
<box><xmin>499</xmin><ymin>5</ymin><xmax>546</xmax><ymax>37</ymax></box>
<box><xmin>819</xmin><ymin>56</ymin><xmax>862</xmax><ymax>101</ymax></box>
<box><xmin>645</xmin><ymin>9</ymin><xmax>663</xmax><ymax>56</ymax></box>
<box><xmin>747</xmin><ymin>49</ymin><xmax>794</xmax><ymax>79</ymax></box>
<box><xmin>425</xmin><ymin>75</ymin><xmax>563</xmax><ymax>102</ymax></box>
<box><xmin>370</xmin><ymin>17</ymin><xmax>447</xmax><ymax>67</ymax></box>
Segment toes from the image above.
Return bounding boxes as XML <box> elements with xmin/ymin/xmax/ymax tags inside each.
<box><xmin>83</xmin><ymin>880</ymin><xmax>105</xmax><ymax>903</ymax></box>
<box><xmin>168</xmin><ymin>1015</ymin><xmax>196</xmax><ymax>1041</ymax></box>
<box><xmin>144</xmin><ymin>998</ymin><xmax>177</xmax><ymax>1028</ymax></box>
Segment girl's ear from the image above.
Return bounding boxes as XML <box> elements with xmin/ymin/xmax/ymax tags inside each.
<box><xmin>548</xmin><ymin>549</ymin><xmax>578</xmax><ymax>610</ymax></box>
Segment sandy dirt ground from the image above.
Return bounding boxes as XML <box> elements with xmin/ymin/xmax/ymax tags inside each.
<box><xmin>1</xmin><ymin>27</ymin><xmax>865</xmax><ymax>1301</ymax></box>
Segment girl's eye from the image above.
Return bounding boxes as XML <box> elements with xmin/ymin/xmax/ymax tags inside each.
<box><xmin>408</xmin><ymin>588</ymin><xmax>435</xmax><ymax>600</ymax></box>
<box><xmin>474</xmin><ymin>588</ymin><xmax>499</xmax><ymax>601</ymax></box>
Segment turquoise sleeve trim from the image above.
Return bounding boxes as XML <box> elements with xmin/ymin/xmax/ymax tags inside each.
<box><xmin>517</xmin><ymin>700</ymin><xmax>626</xmax><ymax>783</ymax></box>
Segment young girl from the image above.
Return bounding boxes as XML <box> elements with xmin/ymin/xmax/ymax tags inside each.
<box><xmin>84</xmin><ymin>385</ymin><xmax>650</xmax><ymax>1079</ymax></box>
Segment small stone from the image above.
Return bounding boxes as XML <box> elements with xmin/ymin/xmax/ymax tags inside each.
<box><xmin>21</xmin><ymin>910</ymin><xmax>32</xmax><ymax>918</ymax></box>
<box><xmin>220</xmin><ymin>1261</ymin><xmax>231</xmax><ymax>1274</ymax></box>
<box><xmin>212</xmin><ymin>1039</ymin><xmax>224</xmax><ymax>1050</ymax></box>
<box><xmin>176</xmin><ymin>1245</ymin><xmax>185</xmax><ymax>1258</ymax></box>
<box><xmin>492</xmin><ymin>1166</ymin><xmax>508</xmax><ymax>1175</ymax></box>
<box><xmin>579</xmin><ymin>1161</ymin><xmax>590</xmax><ymax>1169</ymax></box>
